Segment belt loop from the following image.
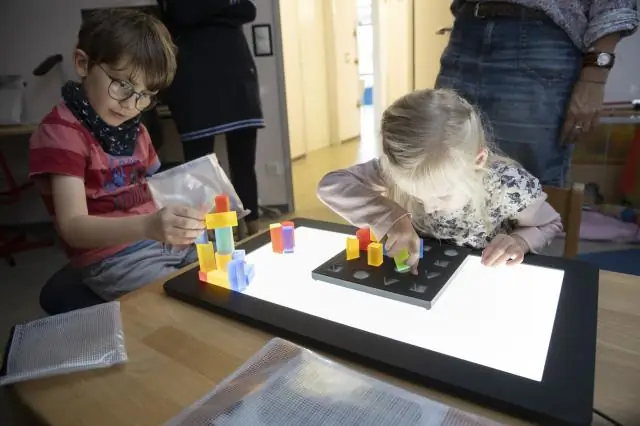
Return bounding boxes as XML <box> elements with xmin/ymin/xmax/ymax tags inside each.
<box><xmin>474</xmin><ymin>2</ymin><xmax>486</xmax><ymax>19</ymax></box>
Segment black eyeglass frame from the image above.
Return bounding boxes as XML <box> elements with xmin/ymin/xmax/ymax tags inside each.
<box><xmin>96</xmin><ymin>64</ymin><xmax>158</xmax><ymax>112</ymax></box>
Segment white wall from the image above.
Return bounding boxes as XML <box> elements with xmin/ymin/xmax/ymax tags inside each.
<box><xmin>0</xmin><ymin>0</ymin><xmax>292</xmax><ymax>210</ymax></box>
<box><xmin>604</xmin><ymin>29</ymin><xmax>640</xmax><ymax>103</ymax></box>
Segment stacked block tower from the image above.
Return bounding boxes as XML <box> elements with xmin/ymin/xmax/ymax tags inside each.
<box><xmin>270</xmin><ymin>221</ymin><xmax>295</xmax><ymax>253</ymax></box>
<box><xmin>346</xmin><ymin>226</ymin><xmax>424</xmax><ymax>273</ymax></box>
<box><xmin>195</xmin><ymin>194</ymin><xmax>255</xmax><ymax>291</ymax></box>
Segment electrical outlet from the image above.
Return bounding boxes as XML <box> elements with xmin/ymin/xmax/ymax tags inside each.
<box><xmin>265</xmin><ymin>162</ymin><xmax>283</xmax><ymax>176</ymax></box>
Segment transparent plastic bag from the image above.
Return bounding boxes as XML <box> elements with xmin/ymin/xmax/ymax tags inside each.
<box><xmin>148</xmin><ymin>154</ymin><xmax>250</xmax><ymax>218</ymax></box>
<box><xmin>0</xmin><ymin>302</ymin><xmax>128</xmax><ymax>386</ymax></box>
<box><xmin>164</xmin><ymin>338</ymin><xmax>504</xmax><ymax>426</ymax></box>
<box><xmin>0</xmin><ymin>75</ymin><xmax>25</xmax><ymax>125</ymax></box>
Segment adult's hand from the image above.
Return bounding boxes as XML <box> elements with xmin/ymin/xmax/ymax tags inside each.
<box><xmin>560</xmin><ymin>79</ymin><xmax>606</xmax><ymax>145</ymax></box>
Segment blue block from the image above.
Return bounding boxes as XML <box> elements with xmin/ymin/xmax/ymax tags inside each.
<box><xmin>215</xmin><ymin>227</ymin><xmax>235</xmax><ymax>254</ymax></box>
<box><xmin>232</xmin><ymin>249</ymin><xmax>246</xmax><ymax>261</ymax></box>
<box><xmin>419</xmin><ymin>239</ymin><xmax>424</xmax><ymax>259</ymax></box>
<box><xmin>195</xmin><ymin>231</ymin><xmax>208</xmax><ymax>244</ymax></box>
<box><xmin>227</xmin><ymin>259</ymin><xmax>254</xmax><ymax>292</ymax></box>
<box><xmin>243</xmin><ymin>263</ymin><xmax>255</xmax><ymax>289</ymax></box>
<box><xmin>227</xmin><ymin>259</ymin><xmax>241</xmax><ymax>291</ymax></box>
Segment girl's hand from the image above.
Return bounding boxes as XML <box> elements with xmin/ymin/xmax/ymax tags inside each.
<box><xmin>384</xmin><ymin>215</ymin><xmax>421</xmax><ymax>274</ymax></box>
<box><xmin>481</xmin><ymin>234</ymin><xmax>527</xmax><ymax>267</ymax></box>
<box><xmin>145</xmin><ymin>205</ymin><xmax>206</xmax><ymax>245</ymax></box>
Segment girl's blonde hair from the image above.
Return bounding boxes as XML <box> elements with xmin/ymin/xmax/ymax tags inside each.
<box><xmin>380</xmin><ymin>88</ymin><xmax>513</xmax><ymax>236</ymax></box>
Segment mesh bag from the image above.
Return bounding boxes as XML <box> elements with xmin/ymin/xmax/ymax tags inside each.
<box><xmin>0</xmin><ymin>302</ymin><xmax>127</xmax><ymax>386</ymax></box>
<box><xmin>165</xmin><ymin>338</ymin><xmax>504</xmax><ymax>426</ymax></box>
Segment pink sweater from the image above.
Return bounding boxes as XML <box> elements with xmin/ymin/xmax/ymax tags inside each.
<box><xmin>316</xmin><ymin>159</ymin><xmax>563</xmax><ymax>253</ymax></box>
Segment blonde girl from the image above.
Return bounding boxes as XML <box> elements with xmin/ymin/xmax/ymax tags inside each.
<box><xmin>317</xmin><ymin>88</ymin><xmax>562</xmax><ymax>273</ymax></box>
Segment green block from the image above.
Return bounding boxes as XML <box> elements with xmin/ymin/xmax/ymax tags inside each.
<box><xmin>393</xmin><ymin>249</ymin><xmax>410</xmax><ymax>273</ymax></box>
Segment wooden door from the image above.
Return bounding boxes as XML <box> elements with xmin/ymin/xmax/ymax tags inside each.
<box><xmin>413</xmin><ymin>0</ymin><xmax>454</xmax><ymax>89</ymax></box>
<box><xmin>297</xmin><ymin>0</ymin><xmax>332</xmax><ymax>153</ymax></box>
<box><xmin>279</xmin><ymin>0</ymin><xmax>308</xmax><ymax>159</ymax></box>
<box><xmin>328</xmin><ymin>0</ymin><xmax>361</xmax><ymax>143</ymax></box>
<box><xmin>375</xmin><ymin>0</ymin><xmax>414</xmax><ymax>112</ymax></box>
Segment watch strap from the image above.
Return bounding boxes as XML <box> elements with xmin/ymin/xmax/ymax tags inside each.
<box><xmin>583</xmin><ymin>51</ymin><xmax>615</xmax><ymax>69</ymax></box>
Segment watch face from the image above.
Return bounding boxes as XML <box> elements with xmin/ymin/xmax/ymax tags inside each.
<box><xmin>597</xmin><ymin>53</ymin><xmax>611</xmax><ymax>67</ymax></box>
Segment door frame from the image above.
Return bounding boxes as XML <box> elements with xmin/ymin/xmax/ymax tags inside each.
<box><xmin>272</xmin><ymin>0</ymin><xmax>296</xmax><ymax>214</ymax></box>
<box><xmin>322</xmin><ymin>0</ymin><xmax>341</xmax><ymax>146</ymax></box>
<box><xmin>371</xmin><ymin>0</ymin><xmax>414</xmax><ymax>156</ymax></box>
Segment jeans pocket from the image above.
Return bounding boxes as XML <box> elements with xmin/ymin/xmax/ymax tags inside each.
<box><xmin>518</xmin><ymin>20</ymin><xmax>581</xmax><ymax>85</ymax></box>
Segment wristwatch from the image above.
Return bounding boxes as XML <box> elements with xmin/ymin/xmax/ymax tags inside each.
<box><xmin>583</xmin><ymin>51</ymin><xmax>615</xmax><ymax>70</ymax></box>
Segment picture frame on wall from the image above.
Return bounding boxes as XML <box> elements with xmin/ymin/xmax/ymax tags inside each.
<box><xmin>252</xmin><ymin>24</ymin><xmax>273</xmax><ymax>57</ymax></box>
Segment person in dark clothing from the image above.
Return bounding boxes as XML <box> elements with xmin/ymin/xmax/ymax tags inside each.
<box><xmin>158</xmin><ymin>0</ymin><xmax>264</xmax><ymax>236</ymax></box>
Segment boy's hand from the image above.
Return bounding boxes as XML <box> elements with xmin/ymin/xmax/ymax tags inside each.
<box><xmin>384</xmin><ymin>215</ymin><xmax>421</xmax><ymax>275</ymax></box>
<box><xmin>481</xmin><ymin>234</ymin><xmax>526</xmax><ymax>267</ymax></box>
<box><xmin>146</xmin><ymin>205</ymin><xmax>206</xmax><ymax>245</ymax></box>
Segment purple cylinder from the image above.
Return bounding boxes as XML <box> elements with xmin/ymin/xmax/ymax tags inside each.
<box><xmin>282</xmin><ymin>225</ymin><xmax>295</xmax><ymax>253</ymax></box>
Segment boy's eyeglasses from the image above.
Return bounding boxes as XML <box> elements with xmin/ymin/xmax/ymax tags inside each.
<box><xmin>97</xmin><ymin>65</ymin><xmax>158</xmax><ymax>112</ymax></box>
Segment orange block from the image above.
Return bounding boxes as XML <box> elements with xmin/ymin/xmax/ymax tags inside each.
<box><xmin>270</xmin><ymin>223</ymin><xmax>284</xmax><ymax>253</ymax></box>
<box><xmin>356</xmin><ymin>227</ymin><xmax>371</xmax><ymax>251</ymax></box>
<box><xmin>215</xmin><ymin>194</ymin><xmax>230</xmax><ymax>213</ymax></box>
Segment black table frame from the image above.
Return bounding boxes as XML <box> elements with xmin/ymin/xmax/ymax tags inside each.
<box><xmin>164</xmin><ymin>218</ymin><xmax>599</xmax><ymax>426</ymax></box>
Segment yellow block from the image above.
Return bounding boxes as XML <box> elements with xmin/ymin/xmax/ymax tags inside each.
<box><xmin>370</xmin><ymin>229</ymin><xmax>378</xmax><ymax>242</ymax></box>
<box><xmin>215</xmin><ymin>252</ymin><xmax>233</xmax><ymax>271</ymax></box>
<box><xmin>367</xmin><ymin>242</ymin><xmax>383</xmax><ymax>267</ymax></box>
<box><xmin>206</xmin><ymin>270</ymin><xmax>230</xmax><ymax>289</ymax></box>
<box><xmin>346</xmin><ymin>236</ymin><xmax>360</xmax><ymax>260</ymax></box>
<box><xmin>196</xmin><ymin>242</ymin><xmax>216</xmax><ymax>272</ymax></box>
<box><xmin>205</xmin><ymin>211</ymin><xmax>238</xmax><ymax>229</ymax></box>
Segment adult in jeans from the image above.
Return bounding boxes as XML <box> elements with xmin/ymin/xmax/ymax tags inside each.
<box><xmin>436</xmin><ymin>1</ymin><xmax>638</xmax><ymax>186</ymax></box>
<box><xmin>159</xmin><ymin>0</ymin><xmax>264</xmax><ymax>236</ymax></box>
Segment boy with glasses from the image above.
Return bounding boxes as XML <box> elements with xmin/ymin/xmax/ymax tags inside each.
<box><xmin>29</xmin><ymin>9</ymin><xmax>206</xmax><ymax>304</ymax></box>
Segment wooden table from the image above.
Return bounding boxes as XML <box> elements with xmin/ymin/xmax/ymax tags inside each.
<box><xmin>0</xmin><ymin>124</ymin><xmax>38</xmax><ymax>137</ymax></box>
<box><xmin>11</xmin><ymin>266</ymin><xmax>640</xmax><ymax>426</ymax></box>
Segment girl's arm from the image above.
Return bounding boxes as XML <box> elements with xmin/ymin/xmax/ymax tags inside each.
<box><xmin>509</xmin><ymin>198</ymin><xmax>563</xmax><ymax>253</ymax></box>
<box><xmin>317</xmin><ymin>159</ymin><xmax>409</xmax><ymax>239</ymax></box>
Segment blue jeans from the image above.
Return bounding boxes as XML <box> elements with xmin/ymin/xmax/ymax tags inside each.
<box><xmin>40</xmin><ymin>243</ymin><xmax>197</xmax><ymax>315</ymax></box>
<box><xmin>435</xmin><ymin>14</ymin><xmax>582</xmax><ymax>186</ymax></box>
<box><xmin>81</xmin><ymin>241</ymin><xmax>197</xmax><ymax>301</ymax></box>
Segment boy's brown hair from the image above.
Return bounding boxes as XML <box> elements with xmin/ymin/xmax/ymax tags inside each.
<box><xmin>77</xmin><ymin>8</ymin><xmax>177</xmax><ymax>91</ymax></box>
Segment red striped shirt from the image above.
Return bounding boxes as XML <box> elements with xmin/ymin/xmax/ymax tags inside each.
<box><xmin>29</xmin><ymin>103</ymin><xmax>160</xmax><ymax>267</ymax></box>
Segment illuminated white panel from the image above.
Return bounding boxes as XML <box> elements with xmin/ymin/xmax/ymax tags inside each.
<box><xmin>241</xmin><ymin>227</ymin><xmax>563</xmax><ymax>382</ymax></box>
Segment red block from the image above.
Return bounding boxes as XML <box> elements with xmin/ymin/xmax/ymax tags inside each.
<box><xmin>270</xmin><ymin>223</ymin><xmax>284</xmax><ymax>253</ymax></box>
<box><xmin>356</xmin><ymin>227</ymin><xmax>371</xmax><ymax>251</ymax></box>
<box><xmin>215</xmin><ymin>194</ymin><xmax>230</xmax><ymax>213</ymax></box>
<box><xmin>198</xmin><ymin>270</ymin><xmax>208</xmax><ymax>282</ymax></box>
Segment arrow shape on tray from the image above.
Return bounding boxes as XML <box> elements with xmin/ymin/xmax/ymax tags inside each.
<box><xmin>383</xmin><ymin>277</ymin><xmax>399</xmax><ymax>286</ymax></box>
<box><xmin>328</xmin><ymin>263</ymin><xmax>343</xmax><ymax>273</ymax></box>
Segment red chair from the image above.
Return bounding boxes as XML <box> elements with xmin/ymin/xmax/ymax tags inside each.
<box><xmin>0</xmin><ymin>147</ymin><xmax>34</xmax><ymax>204</ymax></box>
<box><xmin>0</xmin><ymin>133</ymin><xmax>54</xmax><ymax>266</ymax></box>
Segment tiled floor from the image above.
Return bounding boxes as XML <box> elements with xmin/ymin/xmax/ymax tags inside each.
<box><xmin>0</xmin><ymin>138</ymin><xmax>633</xmax><ymax>425</ymax></box>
